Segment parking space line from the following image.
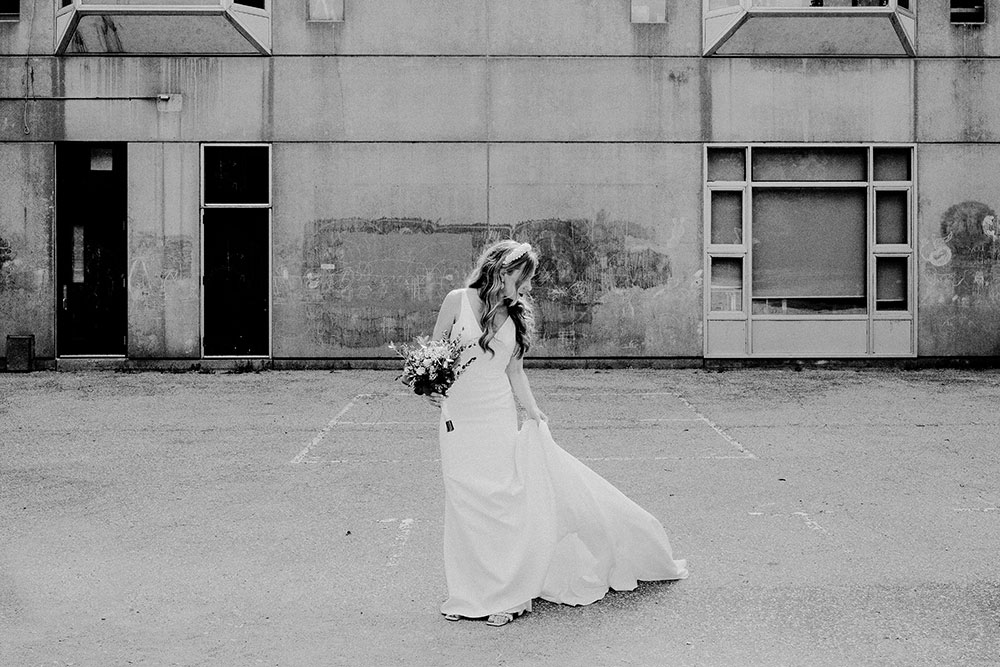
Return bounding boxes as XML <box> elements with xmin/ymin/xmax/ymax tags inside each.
<box><xmin>336</xmin><ymin>419</ymin><xmax>702</xmax><ymax>426</ymax></box>
<box><xmin>290</xmin><ymin>395</ymin><xmax>362</xmax><ymax>464</ymax></box>
<box><xmin>338</xmin><ymin>421</ymin><xmax>434</xmax><ymax>426</ymax></box>
<box><xmin>380</xmin><ymin>518</ymin><xmax>415</xmax><ymax>569</ymax></box>
<box><xmin>319</xmin><ymin>453</ymin><xmax>751</xmax><ymax>464</ymax></box>
<box><xmin>793</xmin><ymin>511</ymin><xmax>829</xmax><ymax>534</ymax></box>
<box><xmin>676</xmin><ymin>395</ymin><xmax>756</xmax><ymax>459</ymax></box>
<box><xmin>952</xmin><ymin>507</ymin><xmax>999</xmax><ymax>513</ymax></box>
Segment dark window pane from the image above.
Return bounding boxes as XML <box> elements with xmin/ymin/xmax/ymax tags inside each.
<box><xmin>708</xmin><ymin>147</ymin><xmax>746</xmax><ymax>182</ymax></box>
<box><xmin>0</xmin><ymin>0</ymin><xmax>18</xmax><ymax>19</ymax></box>
<box><xmin>951</xmin><ymin>1</ymin><xmax>985</xmax><ymax>24</ymax></box>
<box><xmin>783</xmin><ymin>1</ymin><xmax>888</xmax><ymax>5</ymax></box>
<box><xmin>876</xmin><ymin>257</ymin><xmax>908</xmax><ymax>310</ymax></box>
<box><xmin>203</xmin><ymin>208</ymin><xmax>270</xmax><ymax>355</ymax></box>
<box><xmin>235</xmin><ymin>0</ymin><xmax>267</xmax><ymax>9</ymax></box>
<box><xmin>752</xmin><ymin>188</ymin><xmax>867</xmax><ymax>299</ymax></box>
<box><xmin>204</xmin><ymin>145</ymin><xmax>270</xmax><ymax>205</ymax></box>
<box><xmin>875</xmin><ymin>191</ymin><xmax>908</xmax><ymax>244</ymax></box>
<box><xmin>751</xmin><ymin>297</ymin><xmax>866</xmax><ymax>315</ymax></box>
<box><xmin>873</xmin><ymin>147</ymin><xmax>911</xmax><ymax>181</ymax></box>
<box><xmin>711</xmin><ymin>258</ymin><xmax>743</xmax><ymax>312</ymax></box>
<box><xmin>752</xmin><ymin>147</ymin><xmax>867</xmax><ymax>182</ymax></box>
<box><xmin>711</xmin><ymin>191</ymin><xmax>743</xmax><ymax>244</ymax></box>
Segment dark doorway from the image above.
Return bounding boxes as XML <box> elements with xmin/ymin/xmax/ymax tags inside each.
<box><xmin>56</xmin><ymin>143</ymin><xmax>127</xmax><ymax>356</ymax></box>
<box><xmin>203</xmin><ymin>208</ymin><xmax>270</xmax><ymax>356</ymax></box>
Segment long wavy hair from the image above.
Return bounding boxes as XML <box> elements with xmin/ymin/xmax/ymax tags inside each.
<box><xmin>466</xmin><ymin>239</ymin><xmax>538</xmax><ymax>359</ymax></box>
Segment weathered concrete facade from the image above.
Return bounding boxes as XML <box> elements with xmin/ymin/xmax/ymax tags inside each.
<box><xmin>2</xmin><ymin>1</ymin><xmax>1000</xmax><ymax>365</ymax></box>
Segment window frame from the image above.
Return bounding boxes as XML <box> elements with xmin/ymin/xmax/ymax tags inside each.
<box><xmin>704</xmin><ymin>143</ymin><xmax>917</xmax><ymax>357</ymax></box>
<box><xmin>703</xmin><ymin>0</ymin><xmax>916</xmax><ymax>56</ymax></box>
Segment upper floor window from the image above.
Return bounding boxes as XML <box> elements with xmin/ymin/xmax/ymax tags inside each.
<box><xmin>951</xmin><ymin>1</ymin><xmax>986</xmax><ymax>23</ymax></box>
<box><xmin>631</xmin><ymin>0</ymin><xmax>667</xmax><ymax>23</ymax></box>
<box><xmin>55</xmin><ymin>0</ymin><xmax>271</xmax><ymax>55</ymax></box>
<box><xmin>1</xmin><ymin>0</ymin><xmax>18</xmax><ymax>22</ymax></box>
<box><xmin>703</xmin><ymin>0</ymin><xmax>915</xmax><ymax>56</ymax></box>
<box><xmin>309</xmin><ymin>0</ymin><xmax>345</xmax><ymax>22</ymax></box>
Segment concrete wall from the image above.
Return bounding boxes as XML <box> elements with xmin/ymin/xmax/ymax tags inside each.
<box><xmin>2</xmin><ymin>1</ymin><xmax>1000</xmax><ymax>360</ymax></box>
<box><xmin>127</xmin><ymin>143</ymin><xmax>200</xmax><ymax>358</ymax></box>
<box><xmin>272</xmin><ymin>142</ymin><xmax>488</xmax><ymax>357</ymax></box>
<box><xmin>0</xmin><ymin>143</ymin><xmax>54</xmax><ymax>359</ymax></box>
<box><xmin>490</xmin><ymin>143</ymin><xmax>702</xmax><ymax>356</ymax></box>
<box><xmin>917</xmin><ymin>145</ymin><xmax>1000</xmax><ymax>357</ymax></box>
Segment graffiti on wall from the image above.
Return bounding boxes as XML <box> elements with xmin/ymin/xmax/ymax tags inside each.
<box><xmin>0</xmin><ymin>234</ymin><xmax>47</xmax><ymax>292</ymax></box>
<box><xmin>127</xmin><ymin>231</ymin><xmax>198</xmax><ymax>355</ymax></box>
<box><xmin>0</xmin><ymin>235</ymin><xmax>12</xmax><ymax>280</ymax></box>
<box><xmin>516</xmin><ymin>215</ymin><xmax>673</xmax><ymax>352</ymax></box>
<box><xmin>0</xmin><ymin>233</ymin><xmax>52</xmax><ymax>349</ymax></box>
<box><xmin>921</xmin><ymin>200</ymin><xmax>1000</xmax><ymax>353</ymax></box>
<box><xmin>276</xmin><ymin>212</ymin><xmax>686</xmax><ymax>355</ymax></box>
<box><xmin>923</xmin><ymin>201</ymin><xmax>1000</xmax><ymax>302</ymax></box>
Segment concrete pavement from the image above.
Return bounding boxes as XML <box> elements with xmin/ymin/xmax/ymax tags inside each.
<box><xmin>1</xmin><ymin>368</ymin><xmax>999</xmax><ymax>666</ymax></box>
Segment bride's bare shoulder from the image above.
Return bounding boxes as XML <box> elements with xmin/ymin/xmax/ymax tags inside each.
<box><xmin>444</xmin><ymin>288</ymin><xmax>472</xmax><ymax>303</ymax></box>
<box><xmin>439</xmin><ymin>288</ymin><xmax>467</xmax><ymax>315</ymax></box>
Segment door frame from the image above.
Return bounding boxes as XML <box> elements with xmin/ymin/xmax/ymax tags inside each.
<box><xmin>199</xmin><ymin>142</ymin><xmax>273</xmax><ymax>359</ymax></box>
<box><xmin>54</xmin><ymin>142</ymin><xmax>129</xmax><ymax>359</ymax></box>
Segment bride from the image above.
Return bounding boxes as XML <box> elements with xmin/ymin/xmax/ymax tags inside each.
<box><xmin>428</xmin><ymin>239</ymin><xmax>688</xmax><ymax>627</ymax></box>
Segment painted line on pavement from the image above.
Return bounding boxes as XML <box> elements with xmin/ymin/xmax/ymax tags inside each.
<box><xmin>380</xmin><ymin>518</ymin><xmax>415</xmax><ymax>569</ymax></box>
<box><xmin>336</xmin><ymin>419</ymin><xmax>702</xmax><ymax>426</ymax></box>
<box><xmin>290</xmin><ymin>395</ymin><xmax>363</xmax><ymax>464</ymax></box>
<box><xmin>952</xmin><ymin>507</ymin><xmax>999</xmax><ymax>513</ymax></box>
<box><xmin>319</xmin><ymin>453</ymin><xmax>748</xmax><ymax>464</ymax></box>
<box><xmin>338</xmin><ymin>421</ymin><xmax>434</xmax><ymax>425</ymax></box>
<box><xmin>638</xmin><ymin>418</ymin><xmax>703</xmax><ymax>422</ymax></box>
<box><xmin>793</xmin><ymin>511</ymin><xmax>829</xmax><ymax>534</ymax></box>
<box><xmin>546</xmin><ymin>391</ymin><xmax>680</xmax><ymax>396</ymax></box>
<box><xmin>749</xmin><ymin>511</ymin><xmax>831</xmax><ymax>534</ymax></box>
<box><xmin>676</xmin><ymin>395</ymin><xmax>756</xmax><ymax>459</ymax></box>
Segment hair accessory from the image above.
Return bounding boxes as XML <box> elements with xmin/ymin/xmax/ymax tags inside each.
<box><xmin>502</xmin><ymin>242</ymin><xmax>532</xmax><ymax>267</ymax></box>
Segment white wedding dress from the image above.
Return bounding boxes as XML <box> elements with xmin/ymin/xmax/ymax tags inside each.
<box><xmin>438</xmin><ymin>289</ymin><xmax>688</xmax><ymax>619</ymax></box>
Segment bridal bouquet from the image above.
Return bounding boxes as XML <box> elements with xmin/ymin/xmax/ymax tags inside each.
<box><xmin>388</xmin><ymin>336</ymin><xmax>473</xmax><ymax>397</ymax></box>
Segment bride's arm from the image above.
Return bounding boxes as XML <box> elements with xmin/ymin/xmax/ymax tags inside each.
<box><xmin>431</xmin><ymin>289</ymin><xmax>462</xmax><ymax>341</ymax></box>
<box><xmin>423</xmin><ymin>290</ymin><xmax>464</xmax><ymax>409</ymax></box>
<box><xmin>505</xmin><ymin>355</ymin><xmax>548</xmax><ymax>422</ymax></box>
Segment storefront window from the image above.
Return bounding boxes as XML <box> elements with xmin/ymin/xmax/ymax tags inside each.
<box><xmin>705</xmin><ymin>145</ymin><xmax>915</xmax><ymax>356</ymax></box>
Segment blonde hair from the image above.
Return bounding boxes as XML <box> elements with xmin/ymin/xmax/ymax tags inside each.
<box><xmin>466</xmin><ymin>240</ymin><xmax>538</xmax><ymax>359</ymax></box>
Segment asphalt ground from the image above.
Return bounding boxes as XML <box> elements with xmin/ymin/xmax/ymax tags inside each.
<box><xmin>1</xmin><ymin>368</ymin><xmax>999</xmax><ymax>667</ymax></box>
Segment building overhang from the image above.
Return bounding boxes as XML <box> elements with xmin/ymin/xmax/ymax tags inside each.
<box><xmin>704</xmin><ymin>1</ymin><xmax>916</xmax><ymax>57</ymax></box>
<box><xmin>55</xmin><ymin>0</ymin><xmax>271</xmax><ymax>55</ymax></box>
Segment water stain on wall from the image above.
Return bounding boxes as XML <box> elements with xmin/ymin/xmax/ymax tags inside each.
<box><xmin>921</xmin><ymin>200</ymin><xmax>1000</xmax><ymax>354</ymax></box>
<box><xmin>0</xmin><ymin>235</ymin><xmax>12</xmax><ymax>279</ymax></box>
<box><xmin>128</xmin><ymin>231</ymin><xmax>197</xmax><ymax>355</ymax></box>
<box><xmin>281</xmin><ymin>213</ymin><xmax>681</xmax><ymax>356</ymax></box>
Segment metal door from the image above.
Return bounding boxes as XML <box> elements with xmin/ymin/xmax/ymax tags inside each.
<box><xmin>56</xmin><ymin>143</ymin><xmax>127</xmax><ymax>356</ymax></box>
